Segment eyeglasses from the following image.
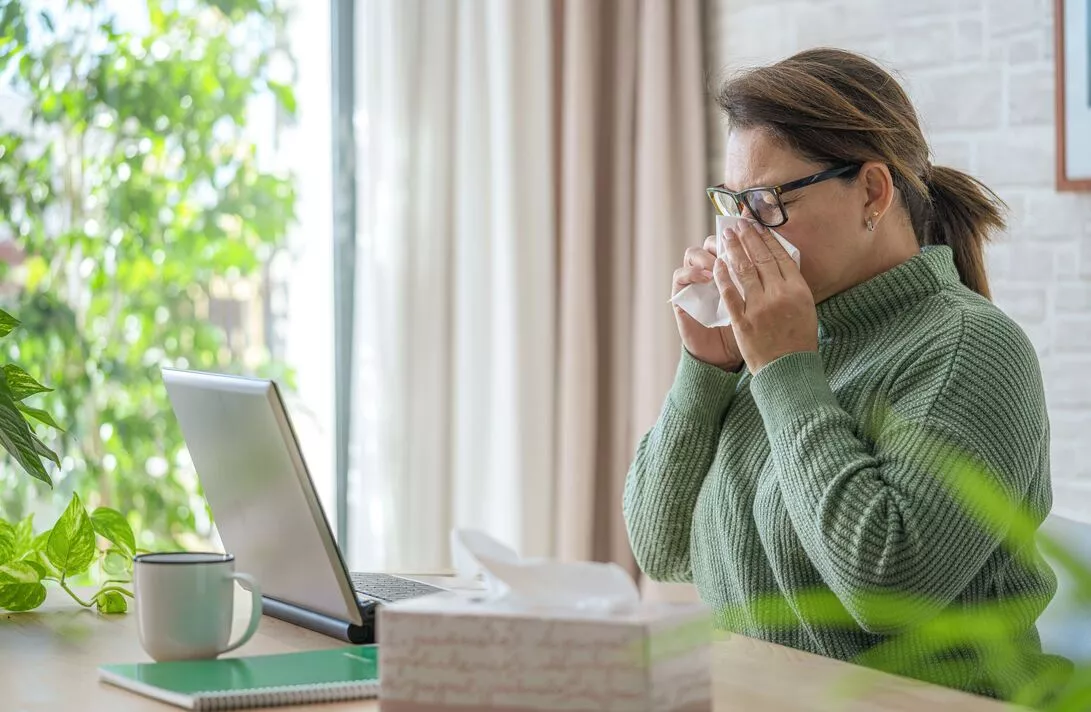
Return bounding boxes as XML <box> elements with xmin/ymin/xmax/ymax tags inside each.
<box><xmin>706</xmin><ymin>164</ymin><xmax>862</xmax><ymax>228</ymax></box>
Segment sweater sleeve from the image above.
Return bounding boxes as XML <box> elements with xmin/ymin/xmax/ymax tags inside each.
<box><xmin>748</xmin><ymin>313</ymin><xmax>1048</xmax><ymax>634</ymax></box>
<box><xmin>623</xmin><ymin>349</ymin><xmax>741</xmax><ymax>582</ymax></box>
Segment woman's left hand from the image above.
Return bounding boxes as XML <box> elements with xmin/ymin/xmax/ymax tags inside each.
<box><xmin>713</xmin><ymin>220</ymin><xmax>818</xmax><ymax>374</ymax></box>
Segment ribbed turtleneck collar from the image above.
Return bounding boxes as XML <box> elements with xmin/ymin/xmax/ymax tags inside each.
<box><xmin>816</xmin><ymin>246</ymin><xmax>962</xmax><ymax>341</ymax></box>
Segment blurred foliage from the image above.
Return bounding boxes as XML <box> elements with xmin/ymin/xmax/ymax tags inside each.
<box><xmin>710</xmin><ymin>422</ymin><xmax>1085</xmax><ymax>708</ymax></box>
<box><xmin>0</xmin><ymin>0</ymin><xmax>296</xmax><ymax>550</ymax></box>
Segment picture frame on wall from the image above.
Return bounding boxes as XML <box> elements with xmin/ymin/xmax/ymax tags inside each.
<box><xmin>1055</xmin><ymin>0</ymin><xmax>1091</xmax><ymax>190</ymax></box>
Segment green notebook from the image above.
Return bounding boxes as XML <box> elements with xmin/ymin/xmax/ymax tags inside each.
<box><xmin>98</xmin><ymin>645</ymin><xmax>380</xmax><ymax>710</ymax></box>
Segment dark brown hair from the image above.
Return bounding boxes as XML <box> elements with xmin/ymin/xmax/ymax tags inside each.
<box><xmin>716</xmin><ymin>48</ymin><xmax>1004</xmax><ymax>299</ymax></box>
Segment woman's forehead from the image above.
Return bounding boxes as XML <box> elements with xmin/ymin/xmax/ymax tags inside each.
<box><xmin>723</xmin><ymin>128</ymin><xmax>812</xmax><ymax>190</ymax></box>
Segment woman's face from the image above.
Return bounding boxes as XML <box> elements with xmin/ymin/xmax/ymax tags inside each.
<box><xmin>722</xmin><ymin>127</ymin><xmax>875</xmax><ymax>303</ymax></box>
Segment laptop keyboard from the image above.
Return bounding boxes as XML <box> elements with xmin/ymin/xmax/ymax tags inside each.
<box><xmin>350</xmin><ymin>572</ymin><xmax>444</xmax><ymax>603</ymax></box>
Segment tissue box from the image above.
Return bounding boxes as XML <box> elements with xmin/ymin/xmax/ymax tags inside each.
<box><xmin>378</xmin><ymin>593</ymin><xmax>712</xmax><ymax>712</ymax></box>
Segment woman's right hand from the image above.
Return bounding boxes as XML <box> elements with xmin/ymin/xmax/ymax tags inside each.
<box><xmin>672</xmin><ymin>234</ymin><xmax>744</xmax><ymax>372</ymax></box>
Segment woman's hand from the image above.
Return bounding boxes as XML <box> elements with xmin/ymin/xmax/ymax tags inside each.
<box><xmin>672</xmin><ymin>234</ymin><xmax>744</xmax><ymax>372</ymax></box>
<box><xmin>714</xmin><ymin>220</ymin><xmax>818</xmax><ymax>374</ymax></box>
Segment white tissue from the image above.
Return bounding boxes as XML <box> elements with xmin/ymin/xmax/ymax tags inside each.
<box><xmin>670</xmin><ymin>214</ymin><xmax>801</xmax><ymax>328</ymax></box>
<box><xmin>450</xmin><ymin>529</ymin><xmax>640</xmax><ymax>614</ymax></box>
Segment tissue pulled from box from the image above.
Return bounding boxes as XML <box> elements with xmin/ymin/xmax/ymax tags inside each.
<box><xmin>451</xmin><ymin>529</ymin><xmax>640</xmax><ymax>614</ymax></box>
<box><xmin>670</xmin><ymin>214</ymin><xmax>800</xmax><ymax>328</ymax></box>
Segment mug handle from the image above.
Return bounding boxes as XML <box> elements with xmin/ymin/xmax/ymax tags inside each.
<box><xmin>220</xmin><ymin>572</ymin><xmax>263</xmax><ymax>655</ymax></box>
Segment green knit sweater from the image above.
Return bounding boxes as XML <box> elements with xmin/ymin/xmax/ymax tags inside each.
<box><xmin>624</xmin><ymin>246</ymin><xmax>1067</xmax><ymax>697</ymax></box>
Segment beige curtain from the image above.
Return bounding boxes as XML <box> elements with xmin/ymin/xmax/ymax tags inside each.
<box><xmin>351</xmin><ymin>0</ymin><xmax>557</xmax><ymax>571</ymax></box>
<box><xmin>553</xmin><ymin>0</ymin><xmax>707</xmax><ymax>596</ymax></box>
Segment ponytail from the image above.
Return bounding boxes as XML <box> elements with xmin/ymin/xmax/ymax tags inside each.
<box><xmin>921</xmin><ymin>165</ymin><xmax>1006</xmax><ymax>300</ymax></box>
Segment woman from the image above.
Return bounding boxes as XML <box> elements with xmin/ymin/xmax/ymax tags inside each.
<box><xmin>623</xmin><ymin>48</ymin><xmax>1068</xmax><ymax>699</ymax></box>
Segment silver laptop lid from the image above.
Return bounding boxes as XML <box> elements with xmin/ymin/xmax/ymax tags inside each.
<box><xmin>161</xmin><ymin>368</ymin><xmax>362</xmax><ymax>626</ymax></box>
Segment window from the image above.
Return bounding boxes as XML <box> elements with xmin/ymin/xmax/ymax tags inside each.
<box><xmin>0</xmin><ymin>0</ymin><xmax>334</xmax><ymax>551</ymax></box>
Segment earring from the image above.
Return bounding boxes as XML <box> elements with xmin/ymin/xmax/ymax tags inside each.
<box><xmin>866</xmin><ymin>210</ymin><xmax>879</xmax><ymax>232</ymax></box>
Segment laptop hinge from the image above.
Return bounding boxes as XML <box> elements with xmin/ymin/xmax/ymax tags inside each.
<box><xmin>261</xmin><ymin>595</ymin><xmax>376</xmax><ymax>644</ymax></box>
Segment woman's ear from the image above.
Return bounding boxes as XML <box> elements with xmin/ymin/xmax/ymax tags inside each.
<box><xmin>860</xmin><ymin>161</ymin><xmax>895</xmax><ymax>228</ymax></box>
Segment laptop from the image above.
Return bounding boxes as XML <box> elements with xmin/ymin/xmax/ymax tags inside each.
<box><xmin>160</xmin><ymin>367</ymin><xmax>445</xmax><ymax>644</ymax></box>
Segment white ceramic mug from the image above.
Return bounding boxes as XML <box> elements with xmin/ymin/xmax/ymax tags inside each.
<box><xmin>133</xmin><ymin>552</ymin><xmax>263</xmax><ymax>662</ymax></box>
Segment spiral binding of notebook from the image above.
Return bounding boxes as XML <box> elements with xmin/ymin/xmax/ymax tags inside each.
<box><xmin>190</xmin><ymin>680</ymin><xmax>382</xmax><ymax>710</ymax></box>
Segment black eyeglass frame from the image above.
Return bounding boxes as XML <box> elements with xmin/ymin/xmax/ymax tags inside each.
<box><xmin>706</xmin><ymin>164</ymin><xmax>862</xmax><ymax>227</ymax></box>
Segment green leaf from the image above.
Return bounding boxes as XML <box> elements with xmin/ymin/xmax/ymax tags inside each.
<box><xmin>30</xmin><ymin>433</ymin><xmax>60</xmax><ymax>466</ymax></box>
<box><xmin>0</xmin><ymin>371</ymin><xmax>51</xmax><ymax>486</ymax></box>
<box><xmin>24</xmin><ymin>560</ymin><xmax>47</xmax><ymax>579</ymax></box>
<box><xmin>13</xmin><ymin>514</ymin><xmax>34</xmax><ymax>557</ymax></box>
<box><xmin>103</xmin><ymin>548</ymin><xmax>131</xmax><ymax>576</ymax></box>
<box><xmin>31</xmin><ymin>529</ymin><xmax>50</xmax><ymax>551</ymax></box>
<box><xmin>17</xmin><ymin>402</ymin><xmax>63</xmax><ymax>431</ymax></box>
<box><xmin>0</xmin><ymin>521</ymin><xmax>14</xmax><ymax>566</ymax></box>
<box><xmin>0</xmin><ymin>561</ymin><xmax>47</xmax><ymax>612</ymax></box>
<box><xmin>91</xmin><ymin>508</ymin><xmax>135</xmax><ymax>556</ymax></box>
<box><xmin>2</xmin><ymin>364</ymin><xmax>52</xmax><ymax>401</ymax></box>
<box><xmin>46</xmin><ymin>493</ymin><xmax>96</xmax><ymax>578</ymax></box>
<box><xmin>267</xmin><ymin>81</ymin><xmax>297</xmax><ymax>116</ymax></box>
<box><xmin>19</xmin><ymin>532</ymin><xmax>55</xmax><ymax>573</ymax></box>
<box><xmin>0</xmin><ymin>309</ymin><xmax>19</xmax><ymax>337</ymax></box>
<box><xmin>96</xmin><ymin>590</ymin><xmax>127</xmax><ymax>614</ymax></box>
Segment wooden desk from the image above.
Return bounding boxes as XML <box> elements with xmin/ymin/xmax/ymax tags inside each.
<box><xmin>0</xmin><ymin>585</ymin><xmax>1008</xmax><ymax>711</ymax></box>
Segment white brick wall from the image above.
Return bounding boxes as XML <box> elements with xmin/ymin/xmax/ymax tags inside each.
<box><xmin>705</xmin><ymin>0</ymin><xmax>1091</xmax><ymax>518</ymax></box>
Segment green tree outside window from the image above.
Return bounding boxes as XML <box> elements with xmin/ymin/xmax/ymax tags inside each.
<box><xmin>0</xmin><ymin>0</ymin><xmax>297</xmax><ymax>553</ymax></box>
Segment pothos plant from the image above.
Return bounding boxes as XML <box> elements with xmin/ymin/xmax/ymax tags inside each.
<box><xmin>0</xmin><ymin>308</ymin><xmax>133</xmax><ymax>613</ymax></box>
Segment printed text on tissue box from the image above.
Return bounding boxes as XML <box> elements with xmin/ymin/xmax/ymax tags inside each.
<box><xmin>381</xmin><ymin>614</ymin><xmax>709</xmax><ymax>710</ymax></box>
